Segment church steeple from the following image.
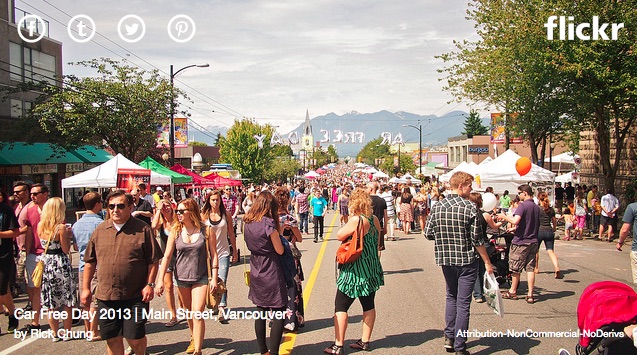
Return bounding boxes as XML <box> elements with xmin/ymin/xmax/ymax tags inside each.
<box><xmin>301</xmin><ymin>109</ymin><xmax>313</xmax><ymax>151</ymax></box>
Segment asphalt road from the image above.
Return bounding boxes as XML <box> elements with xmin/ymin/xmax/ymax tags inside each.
<box><xmin>0</xmin><ymin>209</ymin><xmax>634</xmax><ymax>355</ymax></box>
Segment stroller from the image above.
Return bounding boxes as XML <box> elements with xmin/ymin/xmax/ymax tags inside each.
<box><xmin>572</xmin><ymin>281</ymin><xmax>637</xmax><ymax>354</ymax></box>
<box><xmin>487</xmin><ymin>231</ymin><xmax>514</xmax><ymax>286</ymax></box>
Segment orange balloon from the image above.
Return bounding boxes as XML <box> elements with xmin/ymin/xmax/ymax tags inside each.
<box><xmin>516</xmin><ymin>157</ymin><xmax>532</xmax><ymax>176</ymax></box>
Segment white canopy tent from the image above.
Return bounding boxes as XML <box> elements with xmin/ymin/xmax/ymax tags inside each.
<box><xmin>439</xmin><ymin>162</ymin><xmax>479</xmax><ymax>182</ymax></box>
<box><xmin>304</xmin><ymin>170</ymin><xmax>320</xmax><ymax>179</ymax></box>
<box><xmin>61</xmin><ymin>153</ymin><xmax>172</xmax><ymax>188</ymax></box>
<box><xmin>475</xmin><ymin>149</ymin><xmax>555</xmax><ymax>194</ymax></box>
<box><xmin>397</xmin><ymin>173</ymin><xmax>422</xmax><ymax>184</ymax></box>
<box><xmin>555</xmin><ymin>171</ymin><xmax>578</xmax><ymax>184</ymax></box>
<box><xmin>544</xmin><ymin>151</ymin><xmax>579</xmax><ymax>164</ymax></box>
<box><xmin>372</xmin><ymin>171</ymin><xmax>389</xmax><ymax>178</ymax></box>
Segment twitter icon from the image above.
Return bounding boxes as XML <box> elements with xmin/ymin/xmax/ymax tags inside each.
<box><xmin>118</xmin><ymin>14</ymin><xmax>145</xmax><ymax>43</ymax></box>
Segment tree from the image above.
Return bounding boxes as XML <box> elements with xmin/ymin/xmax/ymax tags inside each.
<box><xmin>461</xmin><ymin>109</ymin><xmax>488</xmax><ymax>136</ymax></box>
<box><xmin>189</xmin><ymin>141</ymin><xmax>208</xmax><ymax>147</ymax></box>
<box><xmin>263</xmin><ymin>157</ymin><xmax>301</xmax><ymax>183</ymax></box>
<box><xmin>217</xmin><ymin>119</ymin><xmax>275</xmax><ymax>182</ymax></box>
<box><xmin>2</xmin><ymin>58</ymin><xmax>181</xmax><ymax>162</ymax></box>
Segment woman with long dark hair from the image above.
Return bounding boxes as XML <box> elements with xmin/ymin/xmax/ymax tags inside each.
<box><xmin>398</xmin><ymin>187</ymin><xmax>414</xmax><ymax>235</ymax></box>
<box><xmin>537</xmin><ymin>192</ymin><xmax>562</xmax><ymax>279</ymax></box>
<box><xmin>201</xmin><ymin>189</ymin><xmax>238</xmax><ymax>322</ymax></box>
<box><xmin>243</xmin><ymin>191</ymin><xmax>287</xmax><ymax>355</ymax></box>
<box><xmin>155</xmin><ymin>198</ymin><xmax>218</xmax><ymax>355</ymax></box>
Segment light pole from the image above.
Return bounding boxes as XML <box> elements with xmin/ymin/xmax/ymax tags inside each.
<box><xmin>169</xmin><ymin>63</ymin><xmax>209</xmax><ymax>166</ymax></box>
<box><xmin>403</xmin><ymin>123</ymin><xmax>422</xmax><ymax>175</ymax></box>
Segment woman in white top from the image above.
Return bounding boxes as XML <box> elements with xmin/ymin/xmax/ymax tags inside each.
<box><xmin>242</xmin><ymin>188</ymin><xmax>256</xmax><ymax>214</ymax></box>
<box><xmin>201</xmin><ymin>189</ymin><xmax>238</xmax><ymax>322</ymax></box>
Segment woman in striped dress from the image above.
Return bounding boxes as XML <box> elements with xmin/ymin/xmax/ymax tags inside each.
<box><xmin>324</xmin><ymin>188</ymin><xmax>384</xmax><ymax>354</ymax></box>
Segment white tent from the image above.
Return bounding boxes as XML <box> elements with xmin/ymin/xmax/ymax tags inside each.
<box><xmin>544</xmin><ymin>151</ymin><xmax>579</xmax><ymax>164</ymax></box>
<box><xmin>304</xmin><ymin>170</ymin><xmax>320</xmax><ymax>179</ymax></box>
<box><xmin>372</xmin><ymin>171</ymin><xmax>389</xmax><ymax>178</ymax></box>
<box><xmin>61</xmin><ymin>153</ymin><xmax>172</xmax><ymax>188</ymax></box>
<box><xmin>555</xmin><ymin>171</ymin><xmax>578</xmax><ymax>184</ymax></box>
<box><xmin>397</xmin><ymin>173</ymin><xmax>422</xmax><ymax>184</ymax></box>
<box><xmin>475</xmin><ymin>149</ymin><xmax>555</xmax><ymax>194</ymax></box>
<box><xmin>439</xmin><ymin>161</ymin><xmax>480</xmax><ymax>182</ymax></box>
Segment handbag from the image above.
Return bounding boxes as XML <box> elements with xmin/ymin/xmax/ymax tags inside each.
<box><xmin>31</xmin><ymin>225</ymin><xmax>59</xmax><ymax>288</ymax></box>
<box><xmin>289</xmin><ymin>242</ymin><xmax>302</xmax><ymax>260</ymax></box>
<box><xmin>336</xmin><ymin>216</ymin><xmax>364</xmax><ymax>265</ymax></box>
<box><xmin>242</xmin><ymin>224</ymin><xmax>250</xmax><ymax>286</ymax></box>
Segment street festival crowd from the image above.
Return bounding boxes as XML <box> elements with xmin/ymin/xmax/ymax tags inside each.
<box><xmin>0</xmin><ymin>163</ymin><xmax>636</xmax><ymax>355</ymax></box>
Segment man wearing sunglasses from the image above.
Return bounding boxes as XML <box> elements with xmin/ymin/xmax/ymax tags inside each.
<box><xmin>130</xmin><ymin>189</ymin><xmax>153</xmax><ymax>226</ymax></box>
<box><xmin>18</xmin><ymin>183</ymin><xmax>49</xmax><ymax>332</ymax></box>
<box><xmin>82</xmin><ymin>190</ymin><xmax>162</xmax><ymax>355</ymax></box>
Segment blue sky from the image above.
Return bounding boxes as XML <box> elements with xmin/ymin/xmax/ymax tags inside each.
<box><xmin>16</xmin><ymin>0</ymin><xmax>481</xmax><ymax>133</ymax></box>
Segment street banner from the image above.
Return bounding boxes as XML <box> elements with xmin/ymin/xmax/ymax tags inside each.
<box><xmin>117</xmin><ymin>168</ymin><xmax>151</xmax><ymax>191</ymax></box>
<box><xmin>157</xmin><ymin>117</ymin><xmax>189</xmax><ymax>148</ymax></box>
<box><xmin>490</xmin><ymin>113</ymin><xmax>523</xmax><ymax>144</ymax></box>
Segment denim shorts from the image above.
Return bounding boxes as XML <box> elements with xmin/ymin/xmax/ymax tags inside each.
<box><xmin>175</xmin><ymin>273</ymin><xmax>208</xmax><ymax>288</ymax></box>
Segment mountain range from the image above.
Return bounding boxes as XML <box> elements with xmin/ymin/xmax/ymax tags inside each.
<box><xmin>189</xmin><ymin>110</ymin><xmax>489</xmax><ymax>158</ymax></box>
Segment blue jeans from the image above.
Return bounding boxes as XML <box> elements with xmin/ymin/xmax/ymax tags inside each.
<box><xmin>442</xmin><ymin>260</ymin><xmax>478</xmax><ymax>352</ymax></box>
<box><xmin>218</xmin><ymin>255</ymin><xmax>230</xmax><ymax>306</ymax></box>
<box><xmin>472</xmin><ymin>258</ymin><xmax>486</xmax><ymax>300</ymax></box>
<box><xmin>299</xmin><ymin>212</ymin><xmax>308</xmax><ymax>233</ymax></box>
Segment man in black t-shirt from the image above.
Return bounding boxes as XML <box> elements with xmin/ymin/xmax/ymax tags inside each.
<box><xmin>0</xmin><ymin>201</ymin><xmax>20</xmax><ymax>332</ymax></box>
<box><xmin>368</xmin><ymin>182</ymin><xmax>388</xmax><ymax>251</ymax></box>
<box><xmin>130</xmin><ymin>190</ymin><xmax>153</xmax><ymax>226</ymax></box>
<box><xmin>554</xmin><ymin>182</ymin><xmax>565</xmax><ymax>211</ymax></box>
<box><xmin>564</xmin><ymin>182</ymin><xmax>575</xmax><ymax>205</ymax></box>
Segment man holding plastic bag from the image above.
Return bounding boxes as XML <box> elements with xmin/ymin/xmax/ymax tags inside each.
<box><xmin>424</xmin><ymin>172</ymin><xmax>494</xmax><ymax>355</ymax></box>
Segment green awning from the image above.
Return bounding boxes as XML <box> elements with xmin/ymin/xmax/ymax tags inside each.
<box><xmin>0</xmin><ymin>142</ymin><xmax>111</xmax><ymax>165</ymax></box>
<box><xmin>425</xmin><ymin>162</ymin><xmax>442</xmax><ymax>167</ymax></box>
<box><xmin>138</xmin><ymin>156</ymin><xmax>193</xmax><ymax>184</ymax></box>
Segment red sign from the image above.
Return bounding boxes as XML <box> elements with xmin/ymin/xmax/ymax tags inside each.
<box><xmin>117</xmin><ymin>169</ymin><xmax>151</xmax><ymax>192</ymax></box>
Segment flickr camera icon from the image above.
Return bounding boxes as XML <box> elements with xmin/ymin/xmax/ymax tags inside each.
<box><xmin>167</xmin><ymin>15</ymin><xmax>196</xmax><ymax>43</ymax></box>
<box><xmin>17</xmin><ymin>14</ymin><xmax>46</xmax><ymax>43</ymax></box>
<box><xmin>68</xmin><ymin>15</ymin><xmax>96</xmax><ymax>43</ymax></box>
<box><xmin>118</xmin><ymin>14</ymin><xmax>146</xmax><ymax>43</ymax></box>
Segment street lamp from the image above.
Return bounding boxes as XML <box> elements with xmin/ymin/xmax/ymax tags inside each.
<box><xmin>403</xmin><ymin>123</ymin><xmax>422</xmax><ymax>175</ymax></box>
<box><xmin>169</xmin><ymin>63</ymin><xmax>209</xmax><ymax>166</ymax></box>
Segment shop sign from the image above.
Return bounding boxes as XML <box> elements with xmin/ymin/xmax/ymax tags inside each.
<box><xmin>468</xmin><ymin>145</ymin><xmax>490</xmax><ymax>154</ymax></box>
<box><xmin>22</xmin><ymin>164</ymin><xmax>58</xmax><ymax>174</ymax></box>
<box><xmin>0</xmin><ymin>166</ymin><xmax>22</xmax><ymax>175</ymax></box>
<box><xmin>66</xmin><ymin>163</ymin><xmax>84</xmax><ymax>172</ymax></box>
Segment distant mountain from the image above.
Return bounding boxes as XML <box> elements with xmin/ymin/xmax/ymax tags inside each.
<box><xmin>189</xmin><ymin>111</ymin><xmax>490</xmax><ymax>158</ymax></box>
<box><xmin>286</xmin><ymin>110</ymin><xmax>489</xmax><ymax>157</ymax></box>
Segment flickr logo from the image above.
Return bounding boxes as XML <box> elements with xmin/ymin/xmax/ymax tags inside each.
<box><xmin>544</xmin><ymin>16</ymin><xmax>624</xmax><ymax>40</ymax></box>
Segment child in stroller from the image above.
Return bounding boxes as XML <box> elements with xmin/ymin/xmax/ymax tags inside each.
<box><xmin>559</xmin><ymin>281</ymin><xmax>637</xmax><ymax>355</ymax></box>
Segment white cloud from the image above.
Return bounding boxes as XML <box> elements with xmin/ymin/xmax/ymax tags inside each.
<box><xmin>16</xmin><ymin>0</ymin><xmax>478</xmax><ymax>133</ymax></box>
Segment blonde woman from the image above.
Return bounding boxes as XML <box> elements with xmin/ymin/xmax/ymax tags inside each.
<box><xmin>151</xmin><ymin>198</ymin><xmax>179</xmax><ymax>327</ymax></box>
<box><xmin>155</xmin><ymin>199</ymin><xmax>218</xmax><ymax>355</ymax></box>
<box><xmin>325</xmin><ymin>188</ymin><xmax>384</xmax><ymax>354</ymax></box>
<box><xmin>201</xmin><ymin>189</ymin><xmax>238</xmax><ymax>323</ymax></box>
<box><xmin>38</xmin><ymin>197</ymin><xmax>77</xmax><ymax>341</ymax></box>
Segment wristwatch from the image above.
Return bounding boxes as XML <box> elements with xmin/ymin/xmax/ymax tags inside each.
<box><xmin>147</xmin><ymin>283</ymin><xmax>155</xmax><ymax>288</ymax></box>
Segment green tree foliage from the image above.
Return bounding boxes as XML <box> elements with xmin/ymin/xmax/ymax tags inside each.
<box><xmin>3</xmin><ymin>58</ymin><xmax>181</xmax><ymax>162</ymax></box>
<box><xmin>263</xmin><ymin>157</ymin><xmax>301</xmax><ymax>183</ymax></box>
<box><xmin>357</xmin><ymin>138</ymin><xmax>414</xmax><ymax>175</ymax></box>
<box><xmin>189</xmin><ymin>141</ymin><xmax>208</xmax><ymax>147</ymax></box>
<box><xmin>438</xmin><ymin>0</ymin><xmax>637</xmax><ymax>189</ymax></box>
<box><xmin>461</xmin><ymin>109</ymin><xmax>489</xmax><ymax>136</ymax></box>
<box><xmin>218</xmin><ymin>119</ymin><xmax>276</xmax><ymax>182</ymax></box>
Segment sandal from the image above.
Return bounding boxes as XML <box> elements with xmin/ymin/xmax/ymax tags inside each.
<box><xmin>526</xmin><ymin>295</ymin><xmax>535</xmax><ymax>304</ymax></box>
<box><xmin>350</xmin><ymin>339</ymin><xmax>371</xmax><ymax>351</ymax></box>
<box><xmin>164</xmin><ymin>318</ymin><xmax>179</xmax><ymax>327</ymax></box>
<box><xmin>324</xmin><ymin>343</ymin><xmax>344</xmax><ymax>354</ymax></box>
<box><xmin>501</xmin><ymin>291</ymin><xmax>518</xmax><ymax>300</ymax></box>
<box><xmin>555</xmin><ymin>271</ymin><xmax>563</xmax><ymax>279</ymax></box>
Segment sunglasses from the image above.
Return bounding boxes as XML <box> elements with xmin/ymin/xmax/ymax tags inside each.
<box><xmin>108</xmin><ymin>203</ymin><xmax>127</xmax><ymax>210</ymax></box>
<box><xmin>13</xmin><ymin>190</ymin><xmax>26</xmax><ymax>194</ymax></box>
<box><xmin>175</xmin><ymin>209</ymin><xmax>187</xmax><ymax>215</ymax></box>
<box><xmin>30</xmin><ymin>191</ymin><xmax>44</xmax><ymax>196</ymax></box>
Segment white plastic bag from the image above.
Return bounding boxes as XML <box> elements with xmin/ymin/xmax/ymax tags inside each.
<box><xmin>483</xmin><ymin>272</ymin><xmax>504</xmax><ymax>318</ymax></box>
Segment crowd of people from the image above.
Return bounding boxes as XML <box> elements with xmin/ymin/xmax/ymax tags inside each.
<box><xmin>0</xmin><ymin>168</ymin><xmax>635</xmax><ymax>355</ymax></box>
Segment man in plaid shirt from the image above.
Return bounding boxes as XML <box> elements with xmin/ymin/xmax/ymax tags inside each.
<box><xmin>424</xmin><ymin>172</ymin><xmax>493</xmax><ymax>355</ymax></box>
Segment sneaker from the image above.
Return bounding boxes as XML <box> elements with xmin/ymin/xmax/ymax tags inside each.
<box><xmin>455</xmin><ymin>351</ymin><xmax>470</xmax><ymax>355</ymax></box>
<box><xmin>314</xmin><ymin>238</ymin><xmax>318</xmax><ymax>243</ymax></box>
<box><xmin>52</xmin><ymin>336</ymin><xmax>62</xmax><ymax>343</ymax></box>
<box><xmin>23</xmin><ymin>303</ymin><xmax>32</xmax><ymax>312</ymax></box>
<box><xmin>125</xmin><ymin>346</ymin><xmax>135</xmax><ymax>355</ymax></box>
<box><xmin>444</xmin><ymin>335</ymin><xmax>454</xmax><ymax>352</ymax></box>
<box><xmin>8</xmin><ymin>316</ymin><xmax>19</xmax><ymax>333</ymax></box>
<box><xmin>558</xmin><ymin>349</ymin><xmax>571</xmax><ymax>355</ymax></box>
